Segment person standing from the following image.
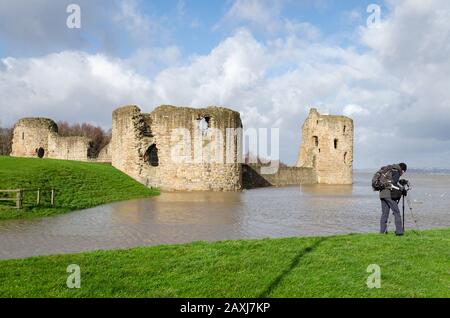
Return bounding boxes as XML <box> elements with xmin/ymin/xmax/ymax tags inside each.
<box><xmin>378</xmin><ymin>163</ymin><xmax>407</xmax><ymax>236</ymax></box>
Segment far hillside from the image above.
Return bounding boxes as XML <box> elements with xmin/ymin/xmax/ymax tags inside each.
<box><xmin>0</xmin><ymin>156</ymin><xmax>159</xmax><ymax>220</ymax></box>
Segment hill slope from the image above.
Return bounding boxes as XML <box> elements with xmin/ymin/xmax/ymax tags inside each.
<box><xmin>0</xmin><ymin>156</ymin><xmax>159</xmax><ymax>220</ymax></box>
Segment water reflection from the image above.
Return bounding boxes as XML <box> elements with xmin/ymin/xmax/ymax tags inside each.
<box><xmin>0</xmin><ymin>173</ymin><xmax>449</xmax><ymax>259</ymax></box>
<box><xmin>300</xmin><ymin>184</ymin><xmax>353</xmax><ymax>196</ymax></box>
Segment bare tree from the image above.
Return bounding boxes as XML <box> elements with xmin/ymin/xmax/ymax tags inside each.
<box><xmin>57</xmin><ymin>121</ymin><xmax>111</xmax><ymax>158</ymax></box>
<box><xmin>244</xmin><ymin>152</ymin><xmax>288</xmax><ymax>167</ymax></box>
<box><xmin>0</xmin><ymin>127</ymin><xmax>13</xmax><ymax>156</ymax></box>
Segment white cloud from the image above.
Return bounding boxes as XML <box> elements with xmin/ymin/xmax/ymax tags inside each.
<box><xmin>345</xmin><ymin>9</ymin><xmax>362</xmax><ymax>22</ymax></box>
<box><xmin>0</xmin><ymin>51</ymin><xmax>153</xmax><ymax>127</ymax></box>
<box><xmin>151</xmin><ymin>29</ymin><xmax>268</xmax><ymax>108</ymax></box>
<box><xmin>343</xmin><ymin>104</ymin><xmax>370</xmax><ymax>117</ymax></box>
<box><xmin>113</xmin><ymin>0</ymin><xmax>167</xmax><ymax>44</ymax></box>
<box><xmin>124</xmin><ymin>46</ymin><xmax>181</xmax><ymax>76</ymax></box>
<box><xmin>218</xmin><ymin>0</ymin><xmax>283</xmax><ymax>33</ymax></box>
<box><xmin>283</xmin><ymin>20</ymin><xmax>321</xmax><ymax>40</ymax></box>
<box><xmin>359</xmin><ymin>0</ymin><xmax>450</xmax><ymax>139</ymax></box>
<box><xmin>216</xmin><ymin>0</ymin><xmax>323</xmax><ymax>39</ymax></box>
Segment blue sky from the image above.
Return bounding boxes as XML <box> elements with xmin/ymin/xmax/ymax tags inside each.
<box><xmin>0</xmin><ymin>0</ymin><xmax>388</xmax><ymax>59</ymax></box>
<box><xmin>1</xmin><ymin>0</ymin><xmax>450</xmax><ymax>169</ymax></box>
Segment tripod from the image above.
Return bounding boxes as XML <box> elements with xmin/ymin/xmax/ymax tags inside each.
<box><xmin>385</xmin><ymin>185</ymin><xmax>420</xmax><ymax>235</ymax></box>
<box><xmin>403</xmin><ymin>190</ymin><xmax>421</xmax><ymax>235</ymax></box>
<box><xmin>402</xmin><ymin>194</ymin><xmax>405</xmax><ymax>231</ymax></box>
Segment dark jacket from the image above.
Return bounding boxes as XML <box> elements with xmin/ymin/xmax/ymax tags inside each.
<box><xmin>379</xmin><ymin>164</ymin><xmax>402</xmax><ymax>199</ymax></box>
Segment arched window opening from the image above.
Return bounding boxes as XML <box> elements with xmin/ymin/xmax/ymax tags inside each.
<box><xmin>312</xmin><ymin>136</ymin><xmax>319</xmax><ymax>147</ymax></box>
<box><xmin>343</xmin><ymin>125</ymin><xmax>346</xmax><ymax>133</ymax></box>
<box><xmin>22</xmin><ymin>132</ymin><xmax>24</xmax><ymax>140</ymax></box>
<box><xmin>144</xmin><ymin>144</ymin><xmax>159</xmax><ymax>167</ymax></box>
<box><xmin>37</xmin><ymin>147</ymin><xmax>45</xmax><ymax>158</ymax></box>
<box><xmin>334</xmin><ymin>139</ymin><xmax>338</xmax><ymax>149</ymax></box>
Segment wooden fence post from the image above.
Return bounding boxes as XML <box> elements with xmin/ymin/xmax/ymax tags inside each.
<box><xmin>16</xmin><ymin>189</ymin><xmax>22</xmax><ymax>209</ymax></box>
<box><xmin>51</xmin><ymin>189</ymin><xmax>55</xmax><ymax>206</ymax></box>
<box><xmin>37</xmin><ymin>189</ymin><xmax>40</xmax><ymax>205</ymax></box>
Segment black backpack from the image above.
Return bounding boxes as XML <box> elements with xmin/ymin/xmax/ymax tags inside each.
<box><xmin>372</xmin><ymin>165</ymin><xmax>398</xmax><ymax>191</ymax></box>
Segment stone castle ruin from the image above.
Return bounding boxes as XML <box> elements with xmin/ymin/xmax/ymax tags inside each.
<box><xmin>111</xmin><ymin>105</ymin><xmax>242</xmax><ymax>191</ymax></box>
<box><xmin>10</xmin><ymin>118</ymin><xmax>102</xmax><ymax>162</ymax></box>
<box><xmin>296</xmin><ymin>108</ymin><xmax>353</xmax><ymax>184</ymax></box>
<box><xmin>11</xmin><ymin>105</ymin><xmax>353</xmax><ymax>190</ymax></box>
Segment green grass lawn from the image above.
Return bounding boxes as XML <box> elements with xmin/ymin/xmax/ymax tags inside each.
<box><xmin>0</xmin><ymin>156</ymin><xmax>159</xmax><ymax>220</ymax></box>
<box><xmin>1</xmin><ymin>228</ymin><xmax>449</xmax><ymax>297</ymax></box>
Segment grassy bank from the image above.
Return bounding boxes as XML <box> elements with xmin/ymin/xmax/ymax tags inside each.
<box><xmin>0</xmin><ymin>156</ymin><xmax>159</xmax><ymax>220</ymax></box>
<box><xmin>1</xmin><ymin>228</ymin><xmax>449</xmax><ymax>297</ymax></box>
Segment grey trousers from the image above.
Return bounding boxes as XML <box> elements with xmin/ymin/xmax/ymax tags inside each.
<box><xmin>380</xmin><ymin>199</ymin><xmax>403</xmax><ymax>234</ymax></box>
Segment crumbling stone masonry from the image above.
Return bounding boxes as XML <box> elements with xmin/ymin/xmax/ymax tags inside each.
<box><xmin>111</xmin><ymin>105</ymin><xmax>243</xmax><ymax>191</ymax></box>
<box><xmin>10</xmin><ymin>106</ymin><xmax>353</xmax><ymax>191</ymax></box>
<box><xmin>242</xmin><ymin>164</ymin><xmax>317</xmax><ymax>188</ymax></box>
<box><xmin>11</xmin><ymin>118</ymin><xmax>94</xmax><ymax>161</ymax></box>
<box><xmin>296</xmin><ymin>108</ymin><xmax>353</xmax><ymax>184</ymax></box>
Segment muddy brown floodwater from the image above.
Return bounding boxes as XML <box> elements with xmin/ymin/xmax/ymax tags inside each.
<box><xmin>0</xmin><ymin>172</ymin><xmax>449</xmax><ymax>259</ymax></box>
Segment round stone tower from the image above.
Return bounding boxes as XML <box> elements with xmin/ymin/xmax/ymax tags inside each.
<box><xmin>111</xmin><ymin>105</ymin><xmax>243</xmax><ymax>191</ymax></box>
<box><xmin>11</xmin><ymin>118</ymin><xmax>58</xmax><ymax>159</ymax></box>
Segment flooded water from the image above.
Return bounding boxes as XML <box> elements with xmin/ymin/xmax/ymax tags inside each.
<box><xmin>0</xmin><ymin>172</ymin><xmax>449</xmax><ymax>259</ymax></box>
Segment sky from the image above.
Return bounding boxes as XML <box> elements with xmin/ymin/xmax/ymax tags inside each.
<box><xmin>1</xmin><ymin>0</ymin><xmax>450</xmax><ymax>169</ymax></box>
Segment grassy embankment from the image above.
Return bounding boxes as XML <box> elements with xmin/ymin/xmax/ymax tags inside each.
<box><xmin>1</xmin><ymin>228</ymin><xmax>449</xmax><ymax>297</ymax></box>
<box><xmin>0</xmin><ymin>156</ymin><xmax>159</xmax><ymax>220</ymax></box>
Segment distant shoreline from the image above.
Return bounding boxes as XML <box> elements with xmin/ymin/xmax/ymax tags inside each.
<box><xmin>354</xmin><ymin>168</ymin><xmax>450</xmax><ymax>175</ymax></box>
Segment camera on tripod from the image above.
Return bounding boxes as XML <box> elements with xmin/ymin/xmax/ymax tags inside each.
<box><xmin>399</xmin><ymin>179</ymin><xmax>411</xmax><ymax>195</ymax></box>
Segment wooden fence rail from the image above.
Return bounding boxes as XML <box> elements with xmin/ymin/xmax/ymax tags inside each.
<box><xmin>0</xmin><ymin>189</ymin><xmax>55</xmax><ymax>209</ymax></box>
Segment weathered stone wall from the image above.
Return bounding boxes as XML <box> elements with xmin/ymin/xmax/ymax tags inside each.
<box><xmin>97</xmin><ymin>142</ymin><xmax>112</xmax><ymax>162</ymax></box>
<box><xmin>242</xmin><ymin>164</ymin><xmax>316</xmax><ymax>188</ymax></box>
<box><xmin>296</xmin><ymin>108</ymin><xmax>353</xmax><ymax>184</ymax></box>
<box><xmin>111</xmin><ymin>105</ymin><xmax>243</xmax><ymax>191</ymax></box>
<box><xmin>11</xmin><ymin>118</ymin><xmax>57</xmax><ymax>158</ymax></box>
<box><xmin>11</xmin><ymin>118</ymin><xmax>92</xmax><ymax>161</ymax></box>
<box><xmin>48</xmin><ymin>134</ymin><xmax>91</xmax><ymax>161</ymax></box>
<box><xmin>111</xmin><ymin>106</ymin><xmax>146</xmax><ymax>180</ymax></box>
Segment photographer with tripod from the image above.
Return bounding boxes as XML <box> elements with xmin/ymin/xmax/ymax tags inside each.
<box><xmin>372</xmin><ymin>163</ymin><xmax>408</xmax><ymax>236</ymax></box>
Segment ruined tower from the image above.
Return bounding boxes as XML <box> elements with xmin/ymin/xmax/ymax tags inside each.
<box><xmin>111</xmin><ymin>105</ymin><xmax>243</xmax><ymax>191</ymax></box>
<box><xmin>296</xmin><ymin>108</ymin><xmax>353</xmax><ymax>184</ymax></box>
<box><xmin>11</xmin><ymin>118</ymin><xmax>57</xmax><ymax>158</ymax></box>
<box><xmin>11</xmin><ymin>118</ymin><xmax>94</xmax><ymax>161</ymax></box>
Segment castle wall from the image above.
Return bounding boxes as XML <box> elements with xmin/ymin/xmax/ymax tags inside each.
<box><xmin>97</xmin><ymin>142</ymin><xmax>112</xmax><ymax>163</ymax></box>
<box><xmin>296</xmin><ymin>108</ymin><xmax>353</xmax><ymax>184</ymax></box>
<box><xmin>11</xmin><ymin>118</ymin><xmax>91</xmax><ymax>161</ymax></box>
<box><xmin>242</xmin><ymin>164</ymin><xmax>316</xmax><ymax>188</ymax></box>
<box><xmin>48</xmin><ymin>134</ymin><xmax>91</xmax><ymax>161</ymax></box>
<box><xmin>111</xmin><ymin>106</ymin><xmax>147</xmax><ymax>180</ymax></box>
<box><xmin>111</xmin><ymin>105</ymin><xmax>243</xmax><ymax>191</ymax></box>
